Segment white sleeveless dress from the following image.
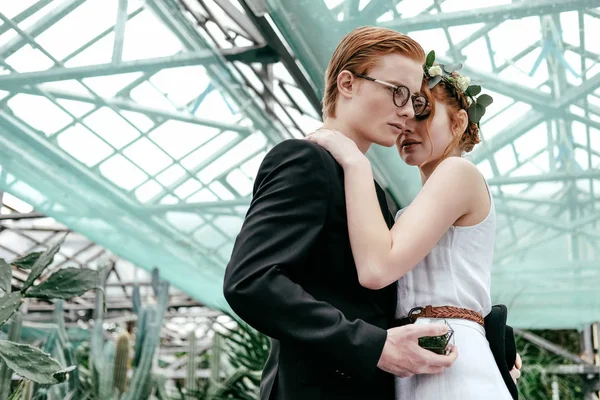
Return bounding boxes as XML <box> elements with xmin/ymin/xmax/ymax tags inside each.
<box><xmin>394</xmin><ymin>181</ymin><xmax>513</xmax><ymax>399</ymax></box>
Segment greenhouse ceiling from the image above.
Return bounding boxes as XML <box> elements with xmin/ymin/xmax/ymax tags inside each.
<box><xmin>0</xmin><ymin>0</ymin><xmax>599</xmax><ymax>329</ymax></box>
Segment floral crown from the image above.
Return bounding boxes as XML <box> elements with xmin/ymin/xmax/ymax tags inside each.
<box><xmin>423</xmin><ymin>50</ymin><xmax>493</xmax><ymax>126</ymax></box>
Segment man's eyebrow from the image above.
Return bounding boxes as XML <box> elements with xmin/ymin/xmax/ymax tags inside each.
<box><xmin>387</xmin><ymin>79</ymin><xmax>420</xmax><ymax>93</ymax></box>
<box><xmin>387</xmin><ymin>79</ymin><xmax>404</xmax><ymax>86</ymax></box>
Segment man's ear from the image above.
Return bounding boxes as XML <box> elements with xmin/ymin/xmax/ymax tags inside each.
<box><xmin>337</xmin><ymin>70</ymin><xmax>355</xmax><ymax>100</ymax></box>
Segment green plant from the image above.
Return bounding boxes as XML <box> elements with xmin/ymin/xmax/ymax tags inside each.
<box><xmin>113</xmin><ymin>332</ymin><xmax>130</xmax><ymax>395</ymax></box>
<box><xmin>124</xmin><ymin>269</ymin><xmax>170</xmax><ymax>400</ymax></box>
<box><xmin>0</xmin><ymin>238</ymin><xmax>99</xmax><ymax>396</ymax></box>
<box><xmin>0</xmin><ymin>312</ymin><xmax>23</xmax><ymax>399</ymax></box>
<box><xmin>185</xmin><ymin>332</ymin><xmax>198</xmax><ymax>399</ymax></box>
<box><xmin>516</xmin><ymin>330</ymin><xmax>584</xmax><ymax>399</ymax></box>
<box><xmin>183</xmin><ymin>317</ymin><xmax>269</xmax><ymax>400</ymax></box>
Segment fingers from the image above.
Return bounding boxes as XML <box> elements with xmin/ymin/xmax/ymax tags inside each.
<box><xmin>515</xmin><ymin>353</ymin><xmax>522</xmax><ymax>370</ymax></box>
<box><xmin>445</xmin><ymin>345</ymin><xmax>458</xmax><ymax>363</ymax></box>
<box><xmin>426</xmin><ymin>345</ymin><xmax>457</xmax><ymax>368</ymax></box>
<box><xmin>509</xmin><ymin>366</ymin><xmax>521</xmax><ymax>382</ymax></box>
<box><xmin>409</xmin><ymin>344</ymin><xmax>457</xmax><ymax>375</ymax></box>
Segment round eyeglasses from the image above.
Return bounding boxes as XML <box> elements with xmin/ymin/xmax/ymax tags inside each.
<box><xmin>353</xmin><ymin>73</ymin><xmax>428</xmax><ymax>116</ymax></box>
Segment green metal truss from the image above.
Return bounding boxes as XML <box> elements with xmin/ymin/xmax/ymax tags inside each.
<box><xmin>0</xmin><ymin>0</ymin><xmax>599</xmax><ymax>328</ymax></box>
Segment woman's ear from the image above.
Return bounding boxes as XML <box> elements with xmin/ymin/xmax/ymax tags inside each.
<box><xmin>454</xmin><ymin>109</ymin><xmax>469</xmax><ymax>136</ymax></box>
<box><xmin>337</xmin><ymin>70</ymin><xmax>355</xmax><ymax>100</ymax></box>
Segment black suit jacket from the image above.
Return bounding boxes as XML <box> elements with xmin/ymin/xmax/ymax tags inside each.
<box><xmin>224</xmin><ymin>139</ymin><xmax>397</xmax><ymax>400</ymax></box>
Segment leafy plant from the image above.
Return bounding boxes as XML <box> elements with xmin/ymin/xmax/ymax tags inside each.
<box><xmin>0</xmin><ymin>237</ymin><xmax>100</xmax><ymax>395</ymax></box>
<box><xmin>516</xmin><ymin>330</ymin><xmax>584</xmax><ymax>399</ymax></box>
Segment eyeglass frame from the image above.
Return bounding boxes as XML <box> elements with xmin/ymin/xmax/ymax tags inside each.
<box><xmin>352</xmin><ymin>73</ymin><xmax>429</xmax><ymax>116</ymax></box>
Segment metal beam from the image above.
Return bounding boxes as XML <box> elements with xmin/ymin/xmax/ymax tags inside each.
<box><xmin>0</xmin><ymin>212</ymin><xmax>45</xmax><ymax>221</ymax></box>
<box><xmin>495</xmin><ymin>204</ymin><xmax>600</xmax><ymax>240</ymax></box>
<box><xmin>380</xmin><ymin>0</ymin><xmax>600</xmax><ymax>32</ymax></box>
<box><xmin>112</xmin><ymin>0</ymin><xmax>129</xmax><ymax>64</ymax></box>
<box><xmin>554</xmin><ymin>71</ymin><xmax>600</xmax><ymax>109</ymax></box>
<box><xmin>493</xmin><ymin>259</ymin><xmax>600</xmax><ymax>275</ymax></box>
<box><xmin>12</xmin><ymin>87</ymin><xmax>251</xmax><ymax>133</ymax></box>
<box><xmin>0</xmin><ymin>0</ymin><xmax>86</xmax><ymax>58</ymax></box>
<box><xmin>361</xmin><ymin>0</ymin><xmax>399</xmax><ymax>23</ymax></box>
<box><xmin>0</xmin><ymin>48</ymin><xmax>267</xmax><ymax>88</ymax></box>
<box><xmin>455</xmin><ymin>23</ymin><xmax>498</xmax><ymax>51</ymax></box>
<box><xmin>237</xmin><ymin>0</ymin><xmax>322</xmax><ymax>116</ymax></box>
<box><xmin>437</xmin><ymin>56</ymin><xmax>551</xmax><ymax>109</ymax></box>
<box><xmin>213</xmin><ymin>0</ymin><xmax>263</xmax><ymax>43</ymax></box>
<box><xmin>489</xmin><ymin>170</ymin><xmax>600</xmax><ymax>185</ymax></box>
<box><xmin>516</xmin><ymin>329</ymin><xmax>594</xmax><ymax>365</ymax></box>
<box><xmin>0</xmin><ymin>110</ymin><xmax>221</xmax><ymax>272</ymax></box>
<box><xmin>63</xmin><ymin>6</ymin><xmax>144</xmax><ymax>64</ymax></box>
<box><xmin>0</xmin><ymin>0</ymin><xmax>55</xmax><ymax>37</ymax></box>
<box><xmin>148</xmin><ymin>0</ymin><xmax>286</xmax><ymax>144</ymax></box>
<box><xmin>544</xmin><ymin>365</ymin><xmax>600</xmax><ymax>375</ymax></box>
<box><xmin>470</xmin><ymin>112</ymin><xmax>546</xmax><ymax>164</ymax></box>
<box><xmin>568</xmin><ymin>113</ymin><xmax>600</xmax><ymax>132</ymax></box>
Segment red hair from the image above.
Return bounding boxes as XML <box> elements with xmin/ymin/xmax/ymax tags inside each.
<box><xmin>322</xmin><ymin>26</ymin><xmax>425</xmax><ymax>119</ymax></box>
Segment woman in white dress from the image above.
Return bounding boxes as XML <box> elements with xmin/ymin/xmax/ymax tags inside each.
<box><xmin>306</xmin><ymin>56</ymin><xmax>515</xmax><ymax>399</ymax></box>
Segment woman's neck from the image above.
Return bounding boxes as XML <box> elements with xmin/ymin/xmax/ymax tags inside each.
<box><xmin>418</xmin><ymin>151</ymin><xmax>463</xmax><ymax>185</ymax></box>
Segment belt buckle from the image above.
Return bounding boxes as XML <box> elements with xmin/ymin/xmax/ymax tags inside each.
<box><xmin>407</xmin><ymin>306</ymin><xmax>424</xmax><ymax>323</ymax></box>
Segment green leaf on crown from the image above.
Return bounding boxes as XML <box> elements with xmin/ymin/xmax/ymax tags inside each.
<box><xmin>477</xmin><ymin>94</ymin><xmax>494</xmax><ymax>107</ymax></box>
<box><xmin>443</xmin><ymin>63</ymin><xmax>463</xmax><ymax>73</ymax></box>
<box><xmin>426</xmin><ymin>50</ymin><xmax>435</xmax><ymax>69</ymax></box>
<box><xmin>466</xmin><ymin>85</ymin><xmax>481</xmax><ymax>96</ymax></box>
<box><xmin>468</xmin><ymin>102</ymin><xmax>486</xmax><ymax>124</ymax></box>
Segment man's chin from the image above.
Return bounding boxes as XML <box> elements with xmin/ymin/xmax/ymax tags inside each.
<box><xmin>372</xmin><ymin>135</ymin><xmax>399</xmax><ymax>148</ymax></box>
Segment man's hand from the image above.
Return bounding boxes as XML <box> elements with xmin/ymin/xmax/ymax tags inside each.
<box><xmin>377</xmin><ymin>324</ymin><xmax>458</xmax><ymax>378</ymax></box>
<box><xmin>509</xmin><ymin>353</ymin><xmax>522</xmax><ymax>383</ymax></box>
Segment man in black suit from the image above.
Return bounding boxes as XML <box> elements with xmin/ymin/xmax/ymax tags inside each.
<box><xmin>223</xmin><ymin>26</ymin><xmax>458</xmax><ymax>400</ymax></box>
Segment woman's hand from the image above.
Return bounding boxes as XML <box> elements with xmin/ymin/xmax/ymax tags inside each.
<box><xmin>305</xmin><ymin>129</ymin><xmax>367</xmax><ymax>168</ymax></box>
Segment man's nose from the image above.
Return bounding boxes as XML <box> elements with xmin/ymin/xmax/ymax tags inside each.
<box><xmin>397</xmin><ymin>99</ymin><xmax>415</xmax><ymax>120</ymax></box>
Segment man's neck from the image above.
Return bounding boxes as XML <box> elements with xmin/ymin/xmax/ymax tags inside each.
<box><xmin>321</xmin><ymin>118</ymin><xmax>372</xmax><ymax>154</ymax></box>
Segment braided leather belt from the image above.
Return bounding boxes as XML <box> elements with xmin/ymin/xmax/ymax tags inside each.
<box><xmin>393</xmin><ymin>305</ymin><xmax>484</xmax><ymax>327</ymax></box>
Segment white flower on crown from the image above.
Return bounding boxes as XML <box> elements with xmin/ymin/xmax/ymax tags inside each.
<box><xmin>428</xmin><ymin>65</ymin><xmax>443</xmax><ymax>77</ymax></box>
<box><xmin>456</xmin><ymin>75</ymin><xmax>471</xmax><ymax>92</ymax></box>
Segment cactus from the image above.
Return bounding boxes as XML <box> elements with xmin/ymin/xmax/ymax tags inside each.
<box><xmin>0</xmin><ymin>259</ymin><xmax>12</xmax><ymax>293</ymax></box>
<box><xmin>98</xmin><ymin>341</ymin><xmax>115</xmax><ymax>400</ymax></box>
<box><xmin>8</xmin><ymin>379</ymin><xmax>34</xmax><ymax>400</ymax></box>
<box><xmin>125</xmin><ymin>278</ymin><xmax>170</xmax><ymax>400</ymax></box>
<box><xmin>10</xmin><ymin>252</ymin><xmax>43</xmax><ymax>270</ymax></box>
<box><xmin>53</xmin><ymin>300</ymin><xmax>78</xmax><ymax>396</ymax></box>
<box><xmin>90</xmin><ymin>267</ymin><xmax>108</xmax><ymax>398</ymax></box>
<box><xmin>131</xmin><ymin>308</ymin><xmax>147</xmax><ymax>369</ymax></box>
<box><xmin>185</xmin><ymin>332</ymin><xmax>198</xmax><ymax>399</ymax></box>
<box><xmin>125</xmin><ymin>308</ymin><xmax>158</xmax><ymax>400</ymax></box>
<box><xmin>154</xmin><ymin>374</ymin><xmax>169</xmax><ymax>400</ymax></box>
<box><xmin>24</xmin><ymin>268</ymin><xmax>99</xmax><ymax>300</ymax></box>
<box><xmin>151</xmin><ymin>268</ymin><xmax>160</xmax><ymax>297</ymax></box>
<box><xmin>0</xmin><ymin>313</ymin><xmax>22</xmax><ymax>399</ymax></box>
<box><xmin>210</xmin><ymin>333</ymin><xmax>222</xmax><ymax>385</ymax></box>
<box><xmin>0</xmin><ymin>341</ymin><xmax>74</xmax><ymax>384</ymax></box>
<box><xmin>0</xmin><ymin>293</ymin><xmax>24</xmax><ymax>326</ymax></box>
<box><xmin>131</xmin><ymin>286</ymin><xmax>141</xmax><ymax>316</ymax></box>
<box><xmin>20</xmin><ymin>237</ymin><xmax>64</xmax><ymax>293</ymax></box>
<box><xmin>113</xmin><ymin>332</ymin><xmax>130</xmax><ymax>394</ymax></box>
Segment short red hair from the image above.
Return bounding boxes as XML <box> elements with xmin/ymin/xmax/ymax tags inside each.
<box><xmin>322</xmin><ymin>26</ymin><xmax>425</xmax><ymax>119</ymax></box>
